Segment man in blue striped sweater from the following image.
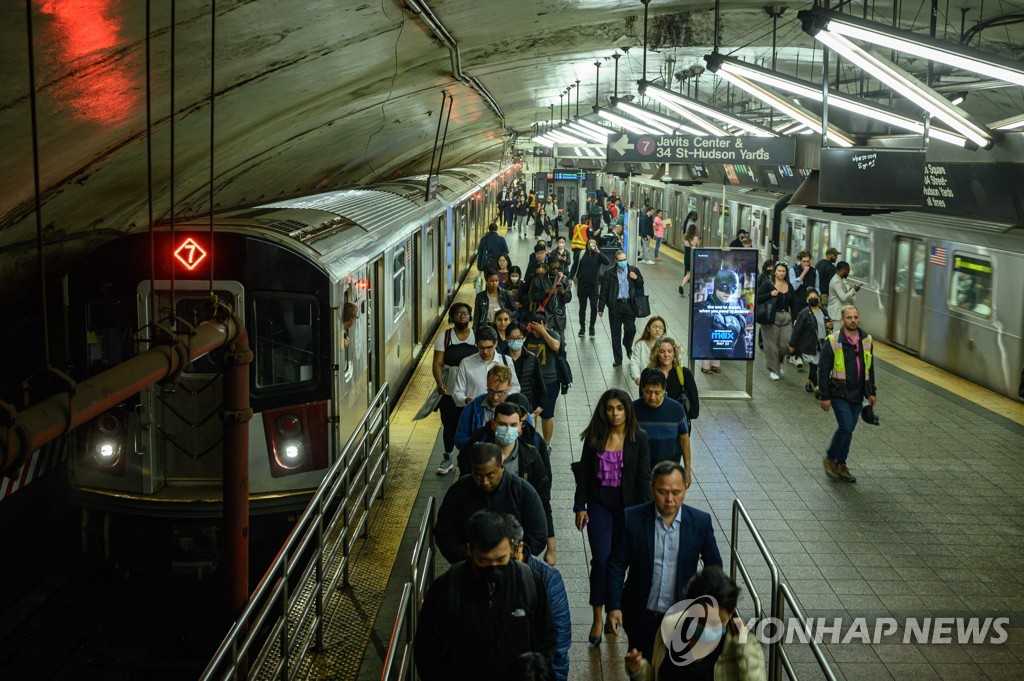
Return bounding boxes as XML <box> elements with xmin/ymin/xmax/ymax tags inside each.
<box><xmin>632</xmin><ymin>369</ymin><xmax>692</xmax><ymax>488</ymax></box>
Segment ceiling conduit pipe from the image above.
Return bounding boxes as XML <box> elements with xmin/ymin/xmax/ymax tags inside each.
<box><xmin>0</xmin><ymin>317</ymin><xmax>245</xmax><ymax>477</ymax></box>
<box><xmin>404</xmin><ymin>0</ymin><xmax>507</xmax><ymax>131</ymax></box>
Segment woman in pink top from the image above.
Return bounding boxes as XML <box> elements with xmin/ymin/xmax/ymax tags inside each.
<box><xmin>573</xmin><ymin>388</ymin><xmax>652</xmax><ymax>647</ymax></box>
<box><xmin>651</xmin><ymin>209</ymin><xmax>665</xmax><ymax>261</ymax></box>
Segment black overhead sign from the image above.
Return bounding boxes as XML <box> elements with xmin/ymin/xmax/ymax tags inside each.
<box><xmin>819</xmin><ymin>147</ymin><xmax>925</xmax><ymax>208</ymax></box>
<box><xmin>605</xmin><ymin>133</ymin><xmax>796</xmax><ymax>165</ymax></box>
<box><xmin>922</xmin><ymin>162</ymin><xmax>1020</xmax><ymax>222</ymax></box>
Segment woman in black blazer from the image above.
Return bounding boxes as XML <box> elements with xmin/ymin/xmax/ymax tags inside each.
<box><xmin>572</xmin><ymin>388</ymin><xmax>652</xmax><ymax>647</ymax></box>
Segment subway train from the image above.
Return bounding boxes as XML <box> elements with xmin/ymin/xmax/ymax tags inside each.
<box><xmin>64</xmin><ymin>162</ymin><xmax>513</xmax><ymax>518</ymax></box>
<box><xmin>604</xmin><ymin>175</ymin><xmax>1024</xmax><ymax>400</ymax></box>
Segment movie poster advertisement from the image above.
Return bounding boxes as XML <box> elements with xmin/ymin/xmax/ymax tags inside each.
<box><xmin>688</xmin><ymin>248</ymin><xmax>758</xmax><ymax>361</ymax></box>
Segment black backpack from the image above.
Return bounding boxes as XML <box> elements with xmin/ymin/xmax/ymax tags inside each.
<box><xmin>555</xmin><ymin>339</ymin><xmax>573</xmax><ymax>394</ymax></box>
<box><xmin>442</xmin><ymin>329</ymin><xmax>478</xmax><ymax>368</ymax></box>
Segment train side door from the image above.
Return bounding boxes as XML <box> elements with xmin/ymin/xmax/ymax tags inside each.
<box><xmin>366</xmin><ymin>258</ymin><xmax>384</xmax><ymax>399</ymax></box>
<box><xmin>890</xmin><ymin>237</ymin><xmax>927</xmax><ymax>353</ymax></box>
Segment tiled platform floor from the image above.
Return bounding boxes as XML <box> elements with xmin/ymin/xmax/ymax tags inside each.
<box><xmin>357</xmin><ymin>228</ymin><xmax>1024</xmax><ymax>681</ymax></box>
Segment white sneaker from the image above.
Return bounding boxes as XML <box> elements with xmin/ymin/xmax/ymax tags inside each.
<box><xmin>769</xmin><ymin>371</ymin><xmax>780</xmax><ymax>381</ymax></box>
<box><xmin>436</xmin><ymin>456</ymin><xmax>455</xmax><ymax>475</ymax></box>
<box><xmin>779</xmin><ymin>366</ymin><xmax>785</xmax><ymax>376</ymax></box>
<box><xmin>645</xmin><ymin>259</ymin><xmax>656</xmax><ymax>265</ymax></box>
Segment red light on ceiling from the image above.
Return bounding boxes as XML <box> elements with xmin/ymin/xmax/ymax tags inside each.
<box><xmin>174</xmin><ymin>237</ymin><xmax>208</xmax><ymax>270</ymax></box>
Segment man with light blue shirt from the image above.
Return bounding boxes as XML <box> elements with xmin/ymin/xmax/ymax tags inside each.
<box><xmin>606</xmin><ymin>461</ymin><xmax>722</xmax><ymax>660</ymax></box>
<box><xmin>597</xmin><ymin>249</ymin><xmax>644</xmax><ymax>367</ymax></box>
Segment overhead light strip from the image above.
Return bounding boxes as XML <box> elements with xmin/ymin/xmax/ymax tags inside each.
<box><xmin>596</xmin><ymin>109</ymin><xmax>661</xmax><ymax>135</ymax></box>
<box><xmin>614</xmin><ymin>99</ymin><xmax>714</xmax><ymax>136</ymax></box>
<box><xmin>640</xmin><ymin>80</ymin><xmax>778</xmax><ymax>137</ymax></box>
<box><xmin>812</xmin><ymin>31</ymin><xmax>992</xmax><ymax>147</ymax></box>
<box><xmin>803</xmin><ymin>7</ymin><xmax>1024</xmax><ymax>88</ymax></box>
<box><xmin>709</xmin><ymin>54</ymin><xmax>969</xmax><ymax>147</ymax></box>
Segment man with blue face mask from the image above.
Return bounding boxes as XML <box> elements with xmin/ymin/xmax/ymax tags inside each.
<box><xmin>456</xmin><ymin>402</ymin><xmax>556</xmax><ymax>566</ymax></box>
<box><xmin>598</xmin><ymin>250</ymin><xmax>644</xmax><ymax>367</ymax></box>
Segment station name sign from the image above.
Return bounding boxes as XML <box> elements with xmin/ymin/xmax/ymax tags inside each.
<box><xmin>606</xmin><ymin>133</ymin><xmax>796</xmax><ymax>165</ymax></box>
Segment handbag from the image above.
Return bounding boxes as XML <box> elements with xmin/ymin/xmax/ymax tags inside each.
<box><xmin>631</xmin><ymin>283</ymin><xmax>651</xmax><ymax>318</ymax></box>
<box><xmin>755</xmin><ymin>296</ymin><xmax>778</xmax><ymax>325</ymax></box>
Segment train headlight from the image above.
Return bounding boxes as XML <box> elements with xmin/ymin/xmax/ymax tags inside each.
<box><xmin>262</xmin><ymin>403</ymin><xmax>328</xmax><ymax>477</ymax></box>
<box><xmin>77</xmin><ymin>407</ymin><xmax>128</xmax><ymax>475</ymax></box>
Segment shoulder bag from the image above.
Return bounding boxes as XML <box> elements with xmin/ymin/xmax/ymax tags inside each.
<box><xmin>631</xmin><ymin>281</ymin><xmax>651</xmax><ymax>318</ymax></box>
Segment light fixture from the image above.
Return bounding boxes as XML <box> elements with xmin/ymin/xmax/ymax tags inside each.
<box><xmin>707</xmin><ymin>65</ymin><xmax>856</xmax><ymax>147</ymax></box>
<box><xmin>596</xmin><ymin>109</ymin><xmax>661</xmax><ymax>135</ymax></box>
<box><xmin>613</xmin><ymin>99</ymin><xmax>712</xmax><ymax>136</ymax></box>
<box><xmin>800</xmin><ymin>6</ymin><xmax>1024</xmax><ymax>88</ymax></box>
<box><xmin>949</xmin><ymin>94</ymin><xmax>966</xmax><ymax>107</ymax></box>
<box><xmin>565</xmin><ymin>121</ymin><xmax>609</xmax><ymax>143</ymax></box>
<box><xmin>640</xmin><ymin>80</ymin><xmax>778</xmax><ymax>137</ymax></box>
<box><xmin>705</xmin><ymin>53</ymin><xmax>969</xmax><ymax>147</ymax></box>
<box><xmin>991</xmin><ymin>113</ymin><xmax>1024</xmax><ymax>131</ymax></box>
<box><xmin>573</xmin><ymin>118</ymin><xmax>622</xmax><ymax>138</ymax></box>
<box><xmin>533</xmin><ymin>135</ymin><xmax>555</xmax><ymax>147</ymax></box>
<box><xmin>547</xmin><ymin>129</ymin><xmax>589</xmax><ymax>145</ymax></box>
<box><xmin>801</xmin><ymin>12</ymin><xmax>993</xmax><ymax>148</ymax></box>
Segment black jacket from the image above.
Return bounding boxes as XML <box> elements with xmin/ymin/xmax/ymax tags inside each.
<box><xmin>573</xmin><ymin>430</ymin><xmax>653</xmax><ymax>509</ymax></box>
<box><xmin>816</xmin><ymin>258</ymin><xmax>838</xmax><ymax>296</ymax></box>
<box><xmin>598</xmin><ymin>265</ymin><xmax>645</xmax><ymax>315</ymax></box>
<box><xmin>473</xmin><ymin>289</ymin><xmax>517</xmax><ymax>331</ymax></box>
<box><xmin>790</xmin><ymin>306</ymin><xmax>832</xmax><ymax>357</ymax></box>
<box><xmin>511</xmin><ymin>349</ymin><xmax>548</xmax><ymax>415</ymax></box>
<box><xmin>413</xmin><ymin>559</ymin><xmax>556</xmax><ymax>681</ymax></box>
<box><xmin>476</xmin><ymin>231</ymin><xmax>509</xmax><ymax>271</ymax></box>
<box><xmin>457</xmin><ymin>427</ymin><xmax>554</xmax><ymax>538</ymax></box>
<box><xmin>434</xmin><ymin>472</ymin><xmax>548</xmax><ymax>564</ymax></box>
<box><xmin>756</xmin><ymin>279</ymin><xmax>795</xmax><ymax>317</ymax></box>
<box><xmin>572</xmin><ymin>250</ymin><xmax>610</xmax><ymax>287</ymax></box>
<box><xmin>665</xmin><ymin>366</ymin><xmax>700</xmax><ymax>421</ymax></box>
<box><xmin>817</xmin><ymin>328</ymin><xmax>877</xmax><ymax>403</ymax></box>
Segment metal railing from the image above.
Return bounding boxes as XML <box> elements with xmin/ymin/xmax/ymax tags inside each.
<box><xmin>775</xmin><ymin>583</ymin><xmax>839</xmax><ymax>681</ymax></box>
<box><xmin>730</xmin><ymin>498</ymin><xmax>839</xmax><ymax>681</ymax></box>
<box><xmin>382</xmin><ymin>497</ymin><xmax>437</xmax><ymax>681</ymax></box>
<box><xmin>200</xmin><ymin>383</ymin><xmax>392</xmax><ymax>681</ymax></box>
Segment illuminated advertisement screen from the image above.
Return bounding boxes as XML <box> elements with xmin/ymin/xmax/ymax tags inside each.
<box><xmin>688</xmin><ymin>248</ymin><xmax>758</xmax><ymax>361</ymax></box>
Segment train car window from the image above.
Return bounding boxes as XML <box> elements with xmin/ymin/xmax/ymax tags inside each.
<box><xmin>392</xmin><ymin>246</ymin><xmax>407</xmax><ymax>319</ymax></box>
<box><xmin>948</xmin><ymin>253</ymin><xmax>993</xmax><ymax>317</ymax></box>
<box><xmin>175</xmin><ymin>293</ymin><xmax>233</xmax><ymax>374</ymax></box>
<box><xmin>253</xmin><ymin>295</ymin><xmax>318</xmax><ymax>390</ymax></box>
<box><xmin>83</xmin><ymin>300</ymin><xmax>134</xmax><ymax>375</ymax></box>
<box><xmin>844</xmin><ymin>231</ymin><xmax>872</xmax><ymax>280</ymax></box>
<box><xmin>913</xmin><ymin>243</ymin><xmax>926</xmax><ymax>296</ymax></box>
<box><xmin>810</xmin><ymin>220</ymin><xmax>830</xmax><ymax>260</ymax></box>
<box><xmin>342</xmin><ymin>285</ymin><xmax>355</xmax><ymax>381</ymax></box>
<box><xmin>425</xmin><ymin>225</ymin><xmax>436</xmax><ymax>280</ymax></box>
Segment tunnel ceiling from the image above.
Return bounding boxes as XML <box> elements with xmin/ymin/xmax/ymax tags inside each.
<box><xmin>1</xmin><ymin>0</ymin><xmax>1022</xmax><ymax>301</ymax></box>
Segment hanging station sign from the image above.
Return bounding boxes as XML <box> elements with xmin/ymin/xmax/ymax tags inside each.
<box><xmin>606</xmin><ymin>133</ymin><xmax>797</xmax><ymax>165</ymax></box>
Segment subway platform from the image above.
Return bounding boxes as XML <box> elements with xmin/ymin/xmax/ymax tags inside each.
<box><xmin>340</xmin><ymin>227</ymin><xmax>1024</xmax><ymax>681</ymax></box>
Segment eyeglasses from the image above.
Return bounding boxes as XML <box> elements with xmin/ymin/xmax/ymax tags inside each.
<box><xmin>487</xmin><ymin>388</ymin><xmax>510</xmax><ymax>397</ymax></box>
<box><xmin>453</xmin><ymin>311</ymin><xmax>470</xmax><ymax>317</ymax></box>
<box><xmin>477</xmin><ymin>344</ymin><xmax>496</xmax><ymax>352</ymax></box>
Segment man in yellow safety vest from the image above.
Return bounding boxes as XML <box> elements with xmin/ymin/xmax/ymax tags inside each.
<box><xmin>817</xmin><ymin>305</ymin><xmax>877</xmax><ymax>483</ymax></box>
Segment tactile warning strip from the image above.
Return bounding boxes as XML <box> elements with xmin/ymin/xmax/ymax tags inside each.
<box><xmin>297</xmin><ymin>269</ymin><xmax>483</xmax><ymax>681</ymax></box>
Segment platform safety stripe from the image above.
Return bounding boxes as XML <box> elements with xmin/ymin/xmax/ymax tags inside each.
<box><xmin>0</xmin><ymin>446</ymin><xmax>67</xmax><ymax>503</ymax></box>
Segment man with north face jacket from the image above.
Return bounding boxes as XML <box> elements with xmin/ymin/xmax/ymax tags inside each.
<box><xmin>475</xmin><ymin>222</ymin><xmax>509</xmax><ymax>272</ymax></box>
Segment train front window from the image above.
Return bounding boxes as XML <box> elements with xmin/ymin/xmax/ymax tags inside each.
<box><xmin>174</xmin><ymin>293</ymin><xmax>232</xmax><ymax>374</ymax></box>
<box><xmin>83</xmin><ymin>300</ymin><xmax>134</xmax><ymax>375</ymax></box>
<box><xmin>948</xmin><ymin>253</ymin><xmax>993</xmax><ymax>317</ymax></box>
<box><xmin>844</xmin><ymin>231</ymin><xmax>873</xmax><ymax>281</ymax></box>
<box><xmin>253</xmin><ymin>295</ymin><xmax>318</xmax><ymax>389</ymax></box>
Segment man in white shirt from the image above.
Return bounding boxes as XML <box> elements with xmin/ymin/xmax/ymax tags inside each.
<box><xmin>827</xmin><ymin>261</ymin><xmax>860</xmax><ymax>321</ymax></box>
<box><xmin>453</xmin><ymin>325</ymin><xmax>520</xmax><ymax>405</ymax></box>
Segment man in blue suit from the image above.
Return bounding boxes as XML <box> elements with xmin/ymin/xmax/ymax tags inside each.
<box><xmin>606</xmin><ymin>460</ymin><xmax>723</xmax><ymax>660</ymax></box>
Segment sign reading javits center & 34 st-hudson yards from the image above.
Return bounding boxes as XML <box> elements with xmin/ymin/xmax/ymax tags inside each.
<box><xmin>606</xmin><ymin>133</ymin><xmax>796</xmax><ymax>166</ymax></box>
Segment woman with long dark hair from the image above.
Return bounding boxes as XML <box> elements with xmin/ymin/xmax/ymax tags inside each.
<box><xmin>573</xmin><ymin>389</ymin><xmax>652</xmax><ymax>648</ymax></box>
<box><xmin>678</xmin><ymin>226</ymin><xmax>699</xmax><ymax>297</ymax></box>
<box><xmin>757</xmin><ymin>261</ymin><xmax>795</xmax><ymax>381</ymax></box>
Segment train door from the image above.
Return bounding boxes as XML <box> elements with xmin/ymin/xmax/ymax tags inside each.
<box><xmin>136</xmin><ymin>280</ymin><xmax>244</xmax><ymax>494</ymax></box>
<box><xmin>890</xmin><ymin>237</ymin><xmax>927</xmax><ymax>353</ymax></box>
<box><xmin>440</xmin><ymin>211</ymin><xmax>453</xmax><ymax>302</ymax></box>
<box><xmin>810</xmin><ymin>220</ymin><xmax>831</xmax><ymax>261</ymax></box>
<box><xmin>700</xmin><ymin>197</ymin><xmax>713</xmax><ymax>244</ymax></box>
<box><xmin>413</xmin><ymin>230</ymin><xmax>424</xmax><ymax>348</ymax></box>
<box><xmin>337</xmin><ymin>279</ymin><xmax>369</xmax><ymax>451</ymax></box>
<box><xmin>367</xmin><ymin>257</ymin><xmax>384</xmax><ymax>399</ymax></box>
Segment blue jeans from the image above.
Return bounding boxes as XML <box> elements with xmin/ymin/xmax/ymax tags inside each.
<box><xmin>826</xmin><ymin>399</ymin><xmax>863</xmax><ymax>465</ymax></box>
<box><xmin>653</xmin><ymin>237</ymin><xmax>662</xmax><ymax>258</ymax></box>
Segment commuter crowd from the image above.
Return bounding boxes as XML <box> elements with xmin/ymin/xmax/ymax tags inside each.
<box><xmin>413</xmin><ymin>179</ymin><xmax>878</xmax><ymax>681</ymax></box>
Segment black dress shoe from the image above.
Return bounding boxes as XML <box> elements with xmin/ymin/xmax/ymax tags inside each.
<box><xmin>578</xmin><ymin>328</ymin><xmax>585</xmax><ymax>337</ymax></box>
<box><xmin>588</xmin><ymin>634</ymin><xmax>602</xmax><ymax>647</ymax></box>
<box><xmin>612</xmin><ymin>361</ymin><xmax>622</xmax><ymax>367</ymax></box>
<box><xmin>805</xmin><ymin>383</ymin><xmax>815</xmax><ymax>393</ymax></box>
<box><xmin>589</xmin><ymin>327</ymin><xmax>595</xmax><ymax>336</ymax></box>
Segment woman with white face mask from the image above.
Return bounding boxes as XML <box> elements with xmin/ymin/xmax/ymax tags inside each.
<box><xmin>574</xmin><ymin>239</ymin><xmax>611</xmax><ymax>337</ymax></box>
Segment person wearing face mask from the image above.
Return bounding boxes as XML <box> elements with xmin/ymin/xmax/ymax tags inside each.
<box><xmin>527</xmin><ymin>261</ymin><xmax>572</xmax><ymax>334</ymax></box>
<box><xmin>415</xmin><ymin>509</ymin><xmax>555</xmax><ymax>681</ymax></box>
<box><xmin>433</xmin><ymin>444</ymin><xmax>548</xmax><ymax>564</ymax></box>
<box><xmin>456</xmin><ymin>403</ymin><xmax>556</xmax><ymax>565</ymax></box>
<box><xmin>432</xmin><ymin>302</ymin><xmax>477</xmax><ymax>475</ymax></box>
<box><xmin>552</xmin><ymin>237</ymin><xmax>571</xmax><ymax>270</ymax></box>
<box><xmin>623</xmin><ymin>566</ymin><xmax>765</xmax><ymax>681</ymax></box>
<box><xmin>506</xmin><ymin>265</ymin><xmax>525</xmax><ymax>309</ymax></box>
<box><xmin>506</xmin><ymin>324</ymin><xmax>548</xmax><ymax>419</ymax></box>
<box><xmin>789</xmin><ymin>287</ymin><xmax>832</xmax><ymax>396</ymax></box>
<box><xmin>573</xmin><ymin>239</ymin><xmax>611</xmax><ymax>337</ymax></box>
<box><xmin>598</xmin><ymin>250</ymin><xmax>644</xmax><ymax>367</ymax></box>
<box><xmin>453</xmin><ymin>365</ymin><xmax>516</xmax><ymax>451</ymax></box>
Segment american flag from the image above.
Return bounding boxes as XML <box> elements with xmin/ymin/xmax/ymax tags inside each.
<box><xmin>929</xmin><ymin>246</ymin><xmax>947</xmax><ymax>266</ymax></box>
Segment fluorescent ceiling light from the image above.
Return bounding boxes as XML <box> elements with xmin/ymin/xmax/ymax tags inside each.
<box><xmin>640</xmin><ymin>80</ymin><xmax>778</xmax><ymax>137</ymax></box>
<box><xmin>573</xmin><ymin>118</ymin><xmax>620</xmax><ymax>138</ymax></box>
<box><xmin>547</xmin><ymin>130</ymin><xmax>589</xmax><ymax>145</ymax></box>
<box><xmin>991</xmin><ymin>113</ymin><xmax>1024</xmax><ymax>131</ymax></box>
<box><xmin>597</xmin><ymin>109</ymin><xmax>661</xmax><ymax>135</ymax></box>
<box><xmin>614</xmin><ymin>99</ymin><xmax>715</xmax><ymax>137</ymax></box>
<box><xmin>707</xmin><ymin>53</ymin><xmax>968</xmax><ymax>147</ymax></box>
<box><xmin>801</xmin><ymin>7</ymin><xmax>1024</xmax><ymax>88</ymax></box>
<box><xmin>565</xmin><ymin>122</ymin><xmax>609</xmax><ymax>143</ymax></box>
<box><xmin>811</xmin><ymin>31</ymin><xmax>992</xmax><ymax>147</ymax></box>
<box><xmin>533</xmin><ymin>136</ymin><xmax>555</xmax><ymax>147</ymax></box>
<box><xmin>950</xmin><ymin>95</ymin><xmax>965</xmax><ymax>106</ymax></box>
